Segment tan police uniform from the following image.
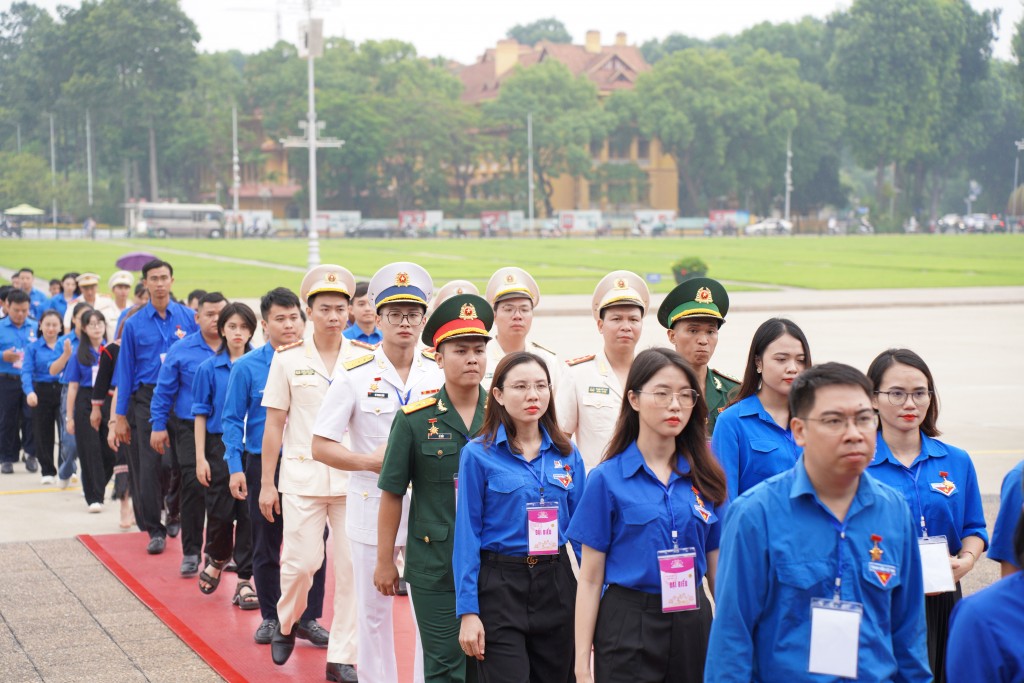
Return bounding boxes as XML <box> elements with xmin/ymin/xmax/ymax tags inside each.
<box><xmin>65</xmin><ymin>272</ymin><xmax>120</xmax><ymax>341</ymax></box>
<box><xmin>556</xmin><ymin>271</ymin><xmax>650</xmax><ymax>470</ymax></box>
<box><xmin>262</xmin><ymin>265</ymin><xmax>360</xmax><ymax>667</ymax></box>
<box><xmin>312</xmin><ymin>262</ymin><xmax>439</xmax><ymax>683</ymax></box>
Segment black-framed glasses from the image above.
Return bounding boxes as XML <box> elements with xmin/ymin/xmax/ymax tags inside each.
<box><xmin>799</xmin><ymin>412</ymin><xmax>878</xmax><ymax>434</ymax></box>
<box><xmin>635</xmin><ymin>389</ymin><xmax>699</xmax><ymax>408</ymax></box>
<box><xmin>875</xmin><ymin>390</ymin><xmax>932</xmax><ymax>406</ymax></box>
<box><xmin>384</xmin><ymin>311</ymin><xmax>424</xmax><ymax>326</ymax></box>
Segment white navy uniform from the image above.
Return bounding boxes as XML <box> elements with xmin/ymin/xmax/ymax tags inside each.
<box><xmin>557</xmin><ymin>351</ymin><xmax>626</xmax><ymax>471</ymax></box>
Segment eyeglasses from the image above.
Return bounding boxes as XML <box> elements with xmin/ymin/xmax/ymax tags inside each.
<box><xmin>800</xmin><ymin>412</ymin><xmax>879</xmax><ymax>434</ymax></box>
<box><xmin>85</xmin><ymin>320</ymin><xmax>106</xmax><ymax>329</ymax></box>
<box><xmin>875</xmin><ymin>390</ymin><xmax>932</xmax><ymax>406</ymax></box>
<box><xmin>635</xmin><ymin>389</ymin><xmax>699</xmax><ymax>408</ymax></box>
<box><xmin>384</xmin><ymin>311</ymin><xmax>424</xmax><ymax>326</ymax></box>
<box><xmin>497</xmin><ymin>304</ymin><xmax>533</xmax><ymax>316</ymax></box>
<box><xmin>502</xmin><ymin>382</ymin><xmax>550</xmax><ymax>393</ymax></box>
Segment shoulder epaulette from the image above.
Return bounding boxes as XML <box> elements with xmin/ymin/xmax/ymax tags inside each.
<box><xmin>402</xmin><ymin>397</ymin><xmax>437</xmax><ymax>414</ymax></box>
<box><xmin>421</xmin><ymin>348</ymin><xmax>436</xmax><ymax>361</ymax></box>
<box><xmin>343</xmin><ymin>353</ymin><xmax>375</xmax><ymax>370</ymax></box>
<box><xmin>566</xmin><ymin>354</ymin><xmax>596</xmax><ymax>367</ymax></box>
<box><xmin>350</xmin><ymin>339</ymin><xmax>378</xmax><ymax>350</ymax></box>
<box><xmin>276</xmin><ymin>339</ymin><xmax>304</xmax><ymax>353</ymax></box>
<box><xmin>712</xmin><ymin>368</ymin><xmax>740</xmax><ymax>384</ymax></box>
<box><xmin>530</xmin><ymin>341</ymin><xmax>556</xmax><ymax>355</ymax></box>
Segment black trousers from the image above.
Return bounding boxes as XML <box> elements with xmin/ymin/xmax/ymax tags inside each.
<box><xmin>245</xmin><ymin>451</ymin><xmax>327</xmax><ymax>621</ymax></box>
<box><xmin>0</xmin><ymin>374</ymin><xmax>28</xmax><ymax>464</ymax></box>
<box><xmin>74</xmin><ymin>392</ymin><xmax>115</xmax><ymax>505</ymax></box>
<box><xmin>476</xmin><ymin>549</ymin><xmax>576</xmax><ymax>683</ymax></box>
<box><xmin>128</xmin><ymin>385</ymin><xmax>167</xmax><ymax>538</ymax></box>
<box><xmin>203</xmin><ymin>433</ymin><xmax>252</xmax><ymax>579</ymax></box>
<box><xmin>594</xmin><ymin>584</ymin><xmax>713</xmax><ymax>683</ymax></box>
<box><xmin>31</xmin><ymin>382</ymin><xmax>62</xmax><ymax>477</ymax></box>
<box><xmin>926</xmin><ymin>583</ymin><xmax>962</xmax><ymax>683</ymax></box>
<box><xmin>170</xmin><ymin>417</ymin><xmax>206</xmax><ymax>557</ymax></box>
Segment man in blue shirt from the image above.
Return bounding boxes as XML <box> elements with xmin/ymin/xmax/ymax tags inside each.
<box><xmin>342</xmin><ymin>281</ymin><xmax>382</xmax><ymax>347</ymax></box>
<box><xmin>112</xmin><ymin>259</ymin><xmax>198</xmax><ymax>555</ymax></box>
<box><xmin>150</xmin><ymin>292</ymin><xmax>226</xmax><ymax>575</ymax></box>
<box><xmin>707</xmin><ymin>362</ymin><xmax>930</xmax><ymax>683</ymax></box>
<box><xmin>988</xmin><ymin>460</ymin><xmax>1023</xmax><ymax>577</ymax></box>
<box><xmin>0</xmin><ymin>289</ymin><xmax>38</xmax><ymax>474</ymax></box>
<box><xmin>14</xmin><ymin>268</ymin><xmax>49</xmax><ymax>321</ymax></box>
<box><xmin>222</xmin><ymin>287</ymin><xmax>330</xmax><ymax>647</ymax></box>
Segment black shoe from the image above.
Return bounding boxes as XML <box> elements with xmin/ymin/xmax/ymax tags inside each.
<box><xmin>396</xmin><ymin>578</ymin><xmax>408</xmax><ymax>596</ymax></box>
<box><xmin>326</xmin><ymin>662</ymin><xmax>358</xmax><ymax>682</ymax></box>
<box><xmin>0</xmin><ymin>463</ymin><xmax>13</xmax><ymax>474</ymax></box>
<box><xmin>270</xmin><ymin>623</ymin><xmax>296</xmax><ymax>665</ymax></box>
<box><xmin>254</xmin><ymin>618</ymin><xmax>279</xmax><ymax>645</ymax></box>
<box><xmin>224</xmin><ymin>559</ymin><xmax>238</xmax><ymax>573</ymax></box>
<box><xmin>146</xmin><ymin>536</ymin><xmax>166</xmax><ymax>555</ymax></box>
<box><xmin>166</xmin><ymin>517</ymin><xmax>181</xmax><ymax>538</ymax></box>
<box><xmin>179</xmin><ymin>554</ymin><xmax>200</xmax><ymax>577</ymax></box>
<box><xmin>24</xmin><ymin>456</ymin><xmax>39</xmax><ymax>473</ymax></box>
<box><xmin>295</xmin><ymin>619</ymin><xmax>329</xmax><ymax>648</ymax></box>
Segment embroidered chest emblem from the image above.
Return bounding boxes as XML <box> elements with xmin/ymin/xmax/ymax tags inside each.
<box><xmin>930</xmin><ymin>471</ymin><xmax>956</xmax><ymax>497</ymax></box>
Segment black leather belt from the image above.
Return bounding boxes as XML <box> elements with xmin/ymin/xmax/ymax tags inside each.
<box><xmin>482</xmin><ymin>546</ymin><xmax>566</xmax><ymax>566</ymax></box>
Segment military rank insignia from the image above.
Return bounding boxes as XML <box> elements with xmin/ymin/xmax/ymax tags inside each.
<box><xmin>930</xmin><ymin>471</ymin><xmax>956</xmax><ymax>496</ymax></box>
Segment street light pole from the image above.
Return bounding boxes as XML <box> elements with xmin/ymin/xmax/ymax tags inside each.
<box><xmin>527</xmin><ymin>112</ymin><xmax>534</xmax><ymax>232</ymax></box>
<box><xmin>1013</xmin><ymin>139</ymin><xmax>1024</xmax><ymax>231</ymax></box>
<box><xmin>783</xmin><ymin>130</ymin><xmax>793</xmax><ymax>222</ymax></box>
<box><xmin>86</xmin><ymin>109</ymin><xmax>93</xmax><ymax>209</ymax></box>
<box><xmin>49</xmin><ymin>113</ymin><xmax>57</xmax><ymax>228</ymax></box>
<box><xmin>232</xmin><ymin>105</ymin><xmax>240</xmax><ymax>236</ymax></box>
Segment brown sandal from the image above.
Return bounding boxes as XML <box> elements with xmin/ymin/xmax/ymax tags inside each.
<box><xmin>232</xmin><ymin>580</ymin><xmax>259</xmax><ymax>610</ymax></box>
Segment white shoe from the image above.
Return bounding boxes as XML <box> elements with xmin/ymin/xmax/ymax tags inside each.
<box><xmin>88</xmin><ymin>502</ymin><xmax>103</xmax><ymax>513</ymax></box>
<box><xmin>40</xmin><ymin>476</ymin><xmax>55</xmax><ymax>485</ymax></box>
<box><xmin>58</xmin><ymin>478</ymin><xmax>70</xmax><ymax>489</ymax></box>
<box><xmin>71</xmin><ymin>473</ymin><xmax>80</xmax><ymax>484</ymax></box>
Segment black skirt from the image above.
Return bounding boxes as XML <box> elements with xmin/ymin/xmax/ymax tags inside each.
<box><xmin>926</xmin><ymin>582</ymin><xmax>962</xmax><ymax>683</ymax></box>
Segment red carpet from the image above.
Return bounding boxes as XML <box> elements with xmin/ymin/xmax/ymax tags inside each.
<box><xmin>80</xmin><ymin>531</ymin><xmax>417</xmax><ymax>682</ymax></box>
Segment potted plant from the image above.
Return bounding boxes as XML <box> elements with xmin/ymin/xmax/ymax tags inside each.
<box><xmin>670</xmin><ymin>256</ymin><xmax>708</xmax><ymax>284</ymax></box>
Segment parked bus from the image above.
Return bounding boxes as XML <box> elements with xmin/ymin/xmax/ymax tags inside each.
<box><xmin>126</xmin><ymin>202</ymin><xmax>226</xmax><ymax>238</ymax></box>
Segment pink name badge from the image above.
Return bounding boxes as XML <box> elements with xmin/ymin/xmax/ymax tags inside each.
<box><xmin>658</xmin><ymin>548</ymin><xmax>698</xmax><ymax>612</ymax></box>
<box><xmin>526</xmin><ymin>503</ymin><xmax>559</xmax><ymax>555</ymax></box>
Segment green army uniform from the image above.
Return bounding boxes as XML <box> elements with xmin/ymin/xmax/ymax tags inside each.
<box><xmin>705</xmin><ymin>367</ymin><xmax>739</xmax><ymax>434</ymax></box>
<box><xmin>378</xmin><ymin>291</ymin><xmax>493</xmax><ymax>683</ymax></box>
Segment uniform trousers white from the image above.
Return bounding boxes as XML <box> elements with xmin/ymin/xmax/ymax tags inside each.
<box><xmin>349</xmin><ymin>538</ymin><xmax>424</xmax><ymax>683</ymax></box>
<box><xmin>278</xmin><ymin>493</ymin><xmax>358</xmax><ymax>664</ymax></box>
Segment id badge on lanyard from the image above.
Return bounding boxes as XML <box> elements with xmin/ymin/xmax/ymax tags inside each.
<box><xmin>657</xmin><ymin>546</ymin><xmax>698</xmax><ymax>612</ymax></box>
<box><xmin>809</xmin><ymin>597</ymin><xmax>863</xmax><ymax>679</ymax></box>
<box><xmin>525</xmin><ymin>502</ymin><xmax>559</xmax><ymax>555</ymax></box>
<box><xmin>919</xmin><ymin>535</ymin><xmax>955</xmax><ymax>593</ymax></box>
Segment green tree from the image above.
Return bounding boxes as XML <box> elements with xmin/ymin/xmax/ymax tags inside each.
<box><xmin>483</xmin><ymin>61</ymin><xmax>608</xmax><ymax>216</ymax></box>
<box><xmin>0</xmin><ymin>151</ymin><xmax>51</xmax><ymax>208</ymax></box>
<box><xmin>507</xmin><ymin>18</ymin><xmax>571</xmax><ymax>46</ymax></box>
<box><xmin>639</xmin><ymin>33</ymin><xmax>705</xmax><ymax>64</ymax></box>
<box><xmin>727</xmin><ymin>17</ymin><xmax>833</xmax><ymax>86</ymax></box>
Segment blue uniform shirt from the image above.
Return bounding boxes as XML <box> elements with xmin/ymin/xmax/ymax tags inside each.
<box><xmin>946</xmin><ymin>572</ymin><xmax>1024</xmax><ymax>682</ymax></box>
<box><xmin>221</xmin><ymin>342</ymin><xmax>274</xmax><ymax>474</ymax></box>
<box><xmin>46</xmin><ymin>293</ymin><xmax>76</xmax><ymax>319</ymax></box>
<box><xmin>453</xmin><ymin>424</ymin><xmax>586</xmax><ymax>617</ymax></box>
<box><xmin>191</xmin><ymin>352</ymin><xmax>235</xmax><ymax>434</ymax></box>
<box><xmin>988</xmin><ymin>461</ymin><xmax>1023</xmax><ymax>569</ymax></box>
<box><xmin>712</xmin><ymin>394</ymin><xmax>801</xmax><ymax>501</ymax></box>
<box><xmin>114</xmin><ymin>301</ymin><xmax>198</xmax><ymax>415</ymax></box>
<box><xmin>55</xmin><ymin>333</ymin><xmax>78</xmax><ymax>384</ymax></box>
<box><xmin>149</xmin><ymin>331</ymin><xmax>218</xmax><ymax>431</ymax></box>
<box><xmin>28</xmin><ymin>288</ymin><xmax>48</xmax><ymax>320</ymax></box>
<box><xmin>867</xmin><ymin>432</ymin><xmax>989</xmax><ymax>555</ymax></box>
<box><xmin>21</xmin><ymin>337</ymin><xmax>63</xmax><ymax>394</ymax></box>
<box><xmin>64</xmin><ymin>346</ymin><xmax>100</xmax><ymax>388</ymax></box>
<box><xmin>0</xmin><ymin>316</ymin><xmax>37</xmax><ymax>375</ymax></box>
<box><xmin>567</xmin><ymin>440</ymin><xmax>726</xmax><ymax>593</ymax></box>
<box><xmin>343</xmin><ymin>324</ymin><xmax>382</xmax><ymax>345</ymax></box>
<box><xmin>706</xmin><ymin>457</ymin><xmax>930</xmax><ymax>683</ymax></box>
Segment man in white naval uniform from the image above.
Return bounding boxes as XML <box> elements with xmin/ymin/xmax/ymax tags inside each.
<box><xmin>482</xmin><ymin>266</ymin><xmax>565</xmax><ymax>391</ymax></box>
<box><xmin>260</xmin><ymin>265</ymin><xmax>359</xmax><ymax>683</ymax></box>
<box><xmin>556</xmin><ymin>270</ymin><xmax>650</xmax><ymax>471</ymax></box>
<box><xmin>313</xmin><ymin>262</ymin><xmax>441</xmax><ymax>683</ymax></box>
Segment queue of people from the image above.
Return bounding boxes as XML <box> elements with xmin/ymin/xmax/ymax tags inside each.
<box><xmin>2</xmin><ymin>259</ymin><xmax>1022</xmax><ymax>683</ymax></box>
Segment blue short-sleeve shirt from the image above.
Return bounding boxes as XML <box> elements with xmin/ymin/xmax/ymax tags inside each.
<box><xmin>712</xmin><ymin>394</ymin><xmax>801</xmax><ymax>501</ymax></box>
<box><xmin>988</xmin><ymin>461</ymin><xmax>1023</xmax><ymax>569</ymax></box>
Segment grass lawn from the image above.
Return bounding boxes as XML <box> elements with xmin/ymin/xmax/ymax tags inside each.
<box><xmin>2</xmin><ymin>233</ymin><xmax>1022</xmax><ymax>298</ymax></box>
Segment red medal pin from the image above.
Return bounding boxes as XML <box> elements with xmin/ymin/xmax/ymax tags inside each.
<box><xmin>869</xmin><ymin>534</ymin><xmax>884</xmax><ymax>562</ymax></box>
<box><xmin>931</xmin><ymin>470</ymin><xmax>957</xmax><ymax>497</ymax></box>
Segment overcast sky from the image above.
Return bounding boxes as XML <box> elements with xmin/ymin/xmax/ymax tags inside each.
<box><xmin>5</xmin><ymin>0</ymin><xmax>1022</xmax><ymax>63</ymax></box>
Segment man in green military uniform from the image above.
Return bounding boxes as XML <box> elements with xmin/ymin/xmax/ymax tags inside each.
<box><xmin>658</xmin><ymin>276</ymin><xmax>739</xmax><ymax>434</ymax></box>
<box><xmin>373</xmin><ymin>292</ymin><xmax>493</xmax><ymax>683</ymax></box>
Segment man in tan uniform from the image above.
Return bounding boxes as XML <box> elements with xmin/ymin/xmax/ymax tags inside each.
<box><xmin>557</xmin><ymin>270</ymin><xmax>650</xmax><ymax>470</ymax></box>
<box><xmin>260</xmin><ymin>265</ymin><xmax>359</xmax><ymax>683</ymax></box>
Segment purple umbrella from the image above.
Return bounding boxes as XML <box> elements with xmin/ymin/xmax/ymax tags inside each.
<box><xmin>116</xmin><ymin>251</ymin><xmax>158</xmax><ymax>272</ymax></box>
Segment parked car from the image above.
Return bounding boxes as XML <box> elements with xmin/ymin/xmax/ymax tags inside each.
<box><xmin>937</xmin><ymin>214</ymin><xmax>964</xmax><ymax>233</ymax></box>
<box><xmin>346</xmin><ymin>220</ymin><xmax>415</xmax><ymax>238</ymax></box>
<box><xmin>965</xmin><ymin>213</ymin><xmax>1005</xmax><ymax>233</ymax></box>
<box><xmin>745</xmin><ymin>218</ymin><xmax>793</xmax><ymax>235</ymax></box>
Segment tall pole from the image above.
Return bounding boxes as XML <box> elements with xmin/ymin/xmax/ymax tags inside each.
<box><xmin>232</xmin><ymin>105</ymin><xmax>240</xmax><ymax>219</ymax></box>
<box><xmin>16</xmin><ymin>123</ymin><xmax>21</xmax><ymax>153</ymax></box>
<box><xmin>306</xmin><ymin>8</ymin><xmax>319</xmax><ymax>269</ymax></box>
<box><xmin>1013</xmin><ymin>139</ymin><xmax>1024</xmax><ymax>231</ymax></box>
<box><xmin>527</xmin><ymin>112</ymin><xmax>534</xmax><ymax>231</ymax></box>
<box><xmin>49</xmin><ymin>113</ymin><xmax>57</xmax><ymax>227</ymax></box>
<box><xmin>783</xmin><ymin>130</ymin><xmax>792</xmax><ymax>222</ymax></box>
<box><xmin>86</xmin><ymin>109</ymin><xmax>94</xmax><ymax>208</ymax></box>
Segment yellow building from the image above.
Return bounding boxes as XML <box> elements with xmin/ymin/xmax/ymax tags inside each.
<box><xmin>455</xmin><ymin>31</ymin><xmax>678</xmax><ymax>214</ymax></box>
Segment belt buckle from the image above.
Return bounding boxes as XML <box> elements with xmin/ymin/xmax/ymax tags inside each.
<box><xmin>526</xmin><ymin>555</ymin><xmax>538</xmax><ymax>567</ymax></box>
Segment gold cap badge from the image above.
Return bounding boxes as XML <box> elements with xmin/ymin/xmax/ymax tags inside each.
<box><xmin>395</xmin><ymin>272</ymin><xmax>410</xmax><ymax>287</ymax></box>
<box><xmin>695</xmin><ymin>287</ymin><xmax>713</xmax><ymax>304</ymax></box>
<box><xmin>459</xmin><ymin>303</ymin><xmax>478</xmax><ymax>320</ymax></box>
